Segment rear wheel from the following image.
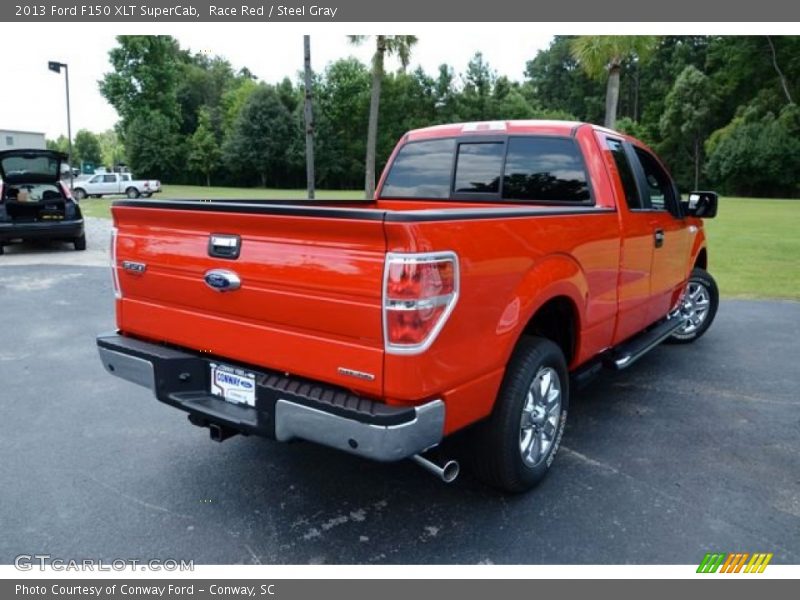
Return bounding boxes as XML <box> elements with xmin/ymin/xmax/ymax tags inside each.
<box><xmin>126</xmin><ymin>187</ymin><xmax>140</xmax><ymax>199</ymax></box>
<box><xmin>73</xmin><ymin>234</ymin><xmax>87</xmax><ymax>251</ymax></box>
<box><xmin>470</xmin><ymin>336</ymin><xmax>569</xmax><ymax>493</ymax></box>
<box><xmin>0</xmin><ymin>244</ymin><xmax>4</xmax><ymax>255</ymax></box>
<box><xmin>667</xmin><ymin>268</ymin><xmax>718</xmax><ymax>344</ymax></box>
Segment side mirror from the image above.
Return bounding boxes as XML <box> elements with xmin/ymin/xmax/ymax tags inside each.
<box><xmin>682</xmin><ymin>191</ymin><xmax>718</xmax><ymax>218</ymax></box>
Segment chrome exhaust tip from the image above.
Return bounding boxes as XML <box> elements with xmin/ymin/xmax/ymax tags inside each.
<box><xmin>411</xmin><ymin>454</ymin><xmax>460</xmax><ymax>483</ymax></box>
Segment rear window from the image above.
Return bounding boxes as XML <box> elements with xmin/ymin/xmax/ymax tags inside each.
<box><xmin>454</xmin><ymin>142</ymin><xmax>504</xmax><ymax>193</ymax></box>
<box><xmin>380</xmin><ymin>139</ymin><xmax>455</xmax><ymax>198</ymax></box>
<box><xmin>1</xmin><ymin>154</ymin><xmax>60</xmax><ymax>181</ymax></box>
<box><xmin>503</xmin><ymin>137</ymin><xmax>590</xmax><ymax>203</ymax></box>
<box><xmin>379</xmin><ymin>134</ymin><xmax>592</xmax><ymax>204</ymax></box>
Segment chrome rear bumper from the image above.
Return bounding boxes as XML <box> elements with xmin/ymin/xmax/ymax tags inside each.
<box><xmin>96</xmin><ymin>333</ymin><xmax>444</xmax><ymax>462</ymax></box>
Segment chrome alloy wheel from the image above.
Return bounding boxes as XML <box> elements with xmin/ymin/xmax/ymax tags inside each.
<box><xmin>676</xmin><ymin>281</ymin><xmax>711</xmax><ymax>335</ymax></box>
<box><xmin>519</xmin><ymin>366</ymin><xmax>562</xmax><ymax>467</ymax></box>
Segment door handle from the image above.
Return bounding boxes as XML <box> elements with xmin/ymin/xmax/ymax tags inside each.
<box><xmin>654</xmin><ymin>229</ymin><xmax>665</xmax><ymax>248</ymax></box>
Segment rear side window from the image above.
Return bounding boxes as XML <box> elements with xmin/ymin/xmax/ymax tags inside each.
<box><xmin>503</xmin><ymin>137</ymin><xmax>591</xmax><ymax>202</ymax></box>
<box><xmin>381</xmin><ymin>139</ymin><xmax>455</xmax><ymax>198</ymax></box>
<box><xmin>454</xmin><ymin>142</ymin><xmax>505</xmax><ymax>193</ymax></box>
<box><xmin>607</xmin><ymin>138</ymin><xmax>641</xmax><ymax>210</ymax></box>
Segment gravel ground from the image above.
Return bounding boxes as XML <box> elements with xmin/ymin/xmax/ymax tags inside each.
<box><xmin>1</xmin><ymin>216</ymin><xmax>111</xmax><ymax>267</ymax></box>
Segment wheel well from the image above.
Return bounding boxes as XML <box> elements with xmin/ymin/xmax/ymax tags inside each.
<box><xmin>520</xmin><ymin>296</ymin><xmax>577</xmax><ymax>364</ymax></box>
<box><xmin>695</xmin><ymin>248</ymin><xmax>707</xmax><ymax>270</ymax></box>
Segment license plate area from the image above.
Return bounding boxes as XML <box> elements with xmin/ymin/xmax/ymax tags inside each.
<box><xmin>210</xmin><ymin>362</ymin><xmax>256</xmax><ymax>407</ymax></box>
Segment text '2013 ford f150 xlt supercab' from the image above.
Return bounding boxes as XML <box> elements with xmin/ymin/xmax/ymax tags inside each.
<box><xmin>97</xmin><ymin>120</ymin><xmax>719</xmax><ymax>492</ymax></box>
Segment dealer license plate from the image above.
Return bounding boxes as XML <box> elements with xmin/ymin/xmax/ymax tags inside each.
<box><xmin>210</xmin><ymin>363</ymin><xmax>256</xmax><ymax>407</ymax></box>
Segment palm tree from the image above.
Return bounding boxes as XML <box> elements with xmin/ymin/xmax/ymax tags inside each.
<box><xmin>349</xmin><ymin>35</ymin><xmax>418</xmax><ymax>199</ymax></box>
<box><xmin>303</xmin><ymin>35</ymin><xmax>315</xmax><ymax>199</ymax></box>
<box><xmin>765</xmin><ymin>36</ymin><xmax>794</xmax><ymax>105</ymax></box>
<box><xmin>571</xmin><ymin>36</ymin><xmax>657</xmax><ymax>129</ymax></box>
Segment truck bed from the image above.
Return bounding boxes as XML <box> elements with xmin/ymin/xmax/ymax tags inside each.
<box><xmin>112</xmin><ymin>197</ymin><xmax>619</xmax><ymax>428</ymax></box>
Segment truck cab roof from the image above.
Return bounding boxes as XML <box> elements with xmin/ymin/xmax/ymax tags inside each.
<box><xmin>404</xmin><ymin>120</ymin><xmax>586</xmax><ymax>142</ymax></box>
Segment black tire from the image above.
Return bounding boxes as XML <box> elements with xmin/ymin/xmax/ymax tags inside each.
<box><xmin>667</xmin><ymin>268</ymin><xmax>718</xmax><ymax>344</ymax></box>
<box><xmin>73</xmin><ymin>188</ymin><xmax>87</xmax><ymax>200</ymax></box>
<box><xmin>126</xmin><ymin>187</ymin><xmax>140</xmax><ymax>199</ymax></box>
<box><xmin>0</xmin><ymin>244</ymin><xmax>4</xmax><ymax>255</ymax></box>
<box><xmin>73</xmin><ymin>234</ymin><xmax>87</xmax><ymax>251</ymax></box>
<box><xmin>469</xmin><ymin>336</ymin><xmax>569</xmax><ymax>493</ymax></box>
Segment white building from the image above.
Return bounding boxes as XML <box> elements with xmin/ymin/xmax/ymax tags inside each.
<box><xmin>0</xmin><ymin>129</ymin><xmax>46</xmax><ymax>151</ymax></box>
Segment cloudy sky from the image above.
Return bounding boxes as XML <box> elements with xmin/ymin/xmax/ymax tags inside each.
<box><xmin>0</xmin><ymin>26</ymin><xmax>552</xmax><ymax>140</ymax></box>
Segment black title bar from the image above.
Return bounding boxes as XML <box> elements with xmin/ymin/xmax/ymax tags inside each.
<box><xmin>3</xmin><ymin>0</ymin><xmax>800</xmax><ymax>22</ymax></box>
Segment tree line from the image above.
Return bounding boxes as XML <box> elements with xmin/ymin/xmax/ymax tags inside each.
<box><xmin>49</xmin><ymin>35</ymin><xmax>799</xmax><ymax>197</ymax></box>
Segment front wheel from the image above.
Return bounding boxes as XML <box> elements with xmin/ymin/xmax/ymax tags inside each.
<box><xmin>469</xmin><ymin>336</ymin><xmax>569</xmax><ymax>493</ymax></box>
<box><xmin>667</xmin><ymin>268</ymin><xmax>719</xmax><ymax>344</ymax></box>
<box><xmin>73</xmin><ymin>188</ymin><xmax>87</xmax><ymax>200</ymax></box>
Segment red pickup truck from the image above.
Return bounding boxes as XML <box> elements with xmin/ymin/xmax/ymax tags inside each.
<box><xmin>97</xmin><ymin>120</ymin><xmax>719</xmax><ymax>492</ymax></box>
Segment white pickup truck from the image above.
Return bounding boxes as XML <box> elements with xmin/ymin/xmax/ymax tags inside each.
<box><xmin>72</xmin><ymin>172</ymin><xmax>161</xmax><ymax>200</ymax></box>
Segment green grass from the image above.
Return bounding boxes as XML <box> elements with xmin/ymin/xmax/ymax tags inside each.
<box><xmin>704</xmin><ymin>197</ymin><xmax>800</xmax><ymax>300</ymax></box>
<box><xmin>80</xmin><ymin>187</ymin><xmax>800</xmax><ymax>300</ymax></box>
<box><xmin>78</xmin><ymin>185</ymin><xmax>360</xmax><ymax>218</ymax></box>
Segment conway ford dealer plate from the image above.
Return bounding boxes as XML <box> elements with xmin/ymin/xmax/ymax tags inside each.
<box><xmin>210</xmin><ymin>363</ymin><xmax>256</xmax><ymax>407</ymax></box>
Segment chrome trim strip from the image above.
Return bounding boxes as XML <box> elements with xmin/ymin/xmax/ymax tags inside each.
<box><xmin>274</xmin><ymin>398</ymin><xmax>445</xmax><ymax>462</ymax></box>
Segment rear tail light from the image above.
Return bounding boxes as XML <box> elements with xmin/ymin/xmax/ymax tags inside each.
<box><xmin>110</xmin><ymin>227</ymin><xmax>121</xmax><ymax>299</ymax></box>
<box><xmin>59</xmin><ymin>181</ymin><xmax>75</xmax><ymax>202</ymax></box>
<box><xmin>383</xmin><ymin>251</ymin><xmax>459</xmax><ymax>354</ymax></box>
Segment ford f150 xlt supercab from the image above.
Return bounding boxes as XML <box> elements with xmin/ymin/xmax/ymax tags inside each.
<box><xmin>96</xmin><ymin>120</ymin><xmax>719</xmax><ymax>492</ymax></box>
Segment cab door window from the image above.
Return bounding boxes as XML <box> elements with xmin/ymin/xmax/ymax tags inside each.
<box><xmin>633</xmin><ymin>147</ymin><xmax>675</xmax><ymax>212</ymax></box>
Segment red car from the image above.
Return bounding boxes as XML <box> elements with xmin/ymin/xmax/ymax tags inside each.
<box><xmin>97</xmin><ymin>120</ymin><xmax>718</xmax><ymax>492</ymax></box>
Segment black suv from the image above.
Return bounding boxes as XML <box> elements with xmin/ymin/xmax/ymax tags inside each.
<box><xmin>0</xmin><ymin>149</ymin><xmax>85</xmax><ymax>254</ymax></box>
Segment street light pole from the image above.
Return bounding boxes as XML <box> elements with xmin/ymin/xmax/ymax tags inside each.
<box><xmin>48</xmin><ymin>61</ymin><xmax>73</xmax><ymax>191</ymax></box>
<box><xmin>64</xmin><ymin>64</ymin><xmax>73</xmax><ymax>191</ymax></box>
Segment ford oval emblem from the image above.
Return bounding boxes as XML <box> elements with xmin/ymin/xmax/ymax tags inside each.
<box><xmin>204</xmin><ymin>269</ymin><xmax>241</xmax><ymax>292</ymax></box>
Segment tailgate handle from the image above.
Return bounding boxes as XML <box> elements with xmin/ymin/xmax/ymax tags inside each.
<box><xmin>208</xmin><ymin>234</ymin><xmax>241</xmax><ymax>259</ymax></box>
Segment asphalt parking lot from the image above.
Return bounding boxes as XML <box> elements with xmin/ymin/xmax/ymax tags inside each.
<box><xmin>1</xmin><ymin>241</ymin><xmax>798</xmax><ymax>564</ymax></box>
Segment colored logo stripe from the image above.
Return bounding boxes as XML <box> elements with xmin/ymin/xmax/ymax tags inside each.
<box><xmin>697</xmin><ymin>552</ymin><xmax>773</xmax><ymax>573</ymax></box>
<box><xmin>744</xmin><ymin>553</ymin><xmax>773</xmax><ymax>573</ymax></box>
<box><xmin>697</xmin><ymin>553</ymin><xmax>725</xmax><ymax>573</ymax></box>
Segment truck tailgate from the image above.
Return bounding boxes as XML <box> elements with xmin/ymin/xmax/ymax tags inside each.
<box><xmin>112</xmin><ymin>204</ymin><xmax>386</xmax><ymax>396</ymax></box>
